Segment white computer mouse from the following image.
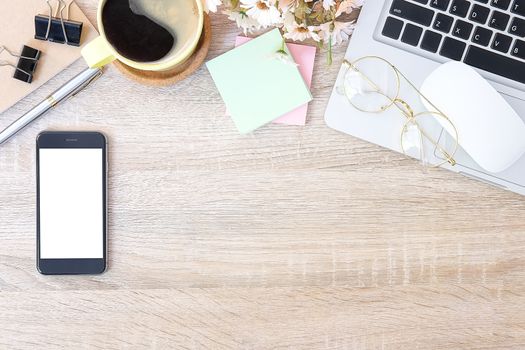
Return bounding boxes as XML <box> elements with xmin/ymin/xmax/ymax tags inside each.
<box><xmin>420</xmin><ymin>61</ymin><xmax>525</xmax><ymax>173</ymax></box>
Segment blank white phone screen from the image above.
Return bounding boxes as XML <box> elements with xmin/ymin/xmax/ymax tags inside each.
<box><xmin>39</xmin><ymin>148</ymin><xmax>103</xmax><ymax>259</ymax></box>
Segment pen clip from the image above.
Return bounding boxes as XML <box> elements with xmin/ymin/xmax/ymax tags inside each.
<box><xmin>70</xmin><ymin>68</ymin><xmax>103</xmax><ymax>98</ymax></box>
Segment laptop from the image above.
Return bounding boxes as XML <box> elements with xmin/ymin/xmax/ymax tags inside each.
<box><xmin>325</xmin><ymin>0</ymin><xmax>525</xmax><ymax>196</ymax></box>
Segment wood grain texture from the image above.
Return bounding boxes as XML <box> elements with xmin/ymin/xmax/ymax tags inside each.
<box><xmin>1</xmin><ymin>1</ymin><xmax>525</xmax><ymax>348</ymax></box>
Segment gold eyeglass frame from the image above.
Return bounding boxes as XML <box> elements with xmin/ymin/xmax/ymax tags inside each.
<box><xmin>340</xmin><ymin>56</ymin><xmax>459</xmax><ymax>167</ymax></box>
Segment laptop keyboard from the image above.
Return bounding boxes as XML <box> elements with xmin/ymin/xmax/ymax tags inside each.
<box><xmin>380</xmin><ymin>0</ymin><xmax>525</xmax><ymax>84</ymax></box>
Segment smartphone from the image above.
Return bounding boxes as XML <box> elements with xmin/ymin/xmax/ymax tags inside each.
<box><xmin>36</xmin><ymin>131</ymin><xmax>107</xmax><ymax>275</ymax></box>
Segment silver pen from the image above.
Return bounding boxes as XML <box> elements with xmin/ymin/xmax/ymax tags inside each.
<box><xmin>0</xmin><ymin>67</ymin><xmax>103</xmax><ymax>146</ymax></box>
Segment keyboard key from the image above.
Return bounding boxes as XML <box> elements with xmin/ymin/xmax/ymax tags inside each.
<box><xmin>509</xmin><ymin>17</ymin><xmax>525</xmax><ymax>37</ymax></box>
<box><xmin>412</xmin><ymin>0</ymin><xmax>429</xmax><ymax>3</ymax></box>
<box><xmin>491</xmin><ymin>0</ymin><xmax>511</xmax><ymax>9</ymax></box>
<box><xmin>475</xmin><ymin>0</ymin><xmax>489</xmax><ymax>3</ymax></box>
<box><xmin>488</xmin><ymin>11</ymin><xmax>510</xmax><ymax>30</ymax></box>
<box><xmin>401</xmin><ymin>23</ymin><xmax>424</xmax><ymax>45</ymax></box>
<box><xmin>390</xmin><ymin>0</ymin><xmax>434</xmax><ymax>27</ymax></box>
<box><xmin>492</xmin><ymin>32</ymin><xmax>513</xmax><ymax>52</ymax></box>
<box><xmin>511</xmin><ymin>0</ymin><xmax>525</xmax><ymax>16</ymax></box>
<box><xmin>421</xmin><ymin>30</ymin><xmax>443</xmax><ymax>52</ymax></box>
<box><xmin>440</xmin><ymin>36</ymin><xmax>467</xmax><ymax>59</ymax></box>
<box><xmin>453</xmin><ymin>19</ymin><xmax>474</xmax><ymax>38</ymax></box>
<box><xmin>464</xmin><ymin>45</ymin><xmax>525</xmax><ymax>83</ymax></box>
<box><xmin>511</xmin><ymin>39</ymin><xmax>525</xmax><ymax>58</ymax></box>
<box><xmin>469</xmin><ymin>4</ymin><xmax>490</xmax><ymax>23</ymax></box>
<box><xmin>450</xmin><ymin>0</ymin><xmax>471</xmax><ymax>16</ymax></box>
<box><xmin>382</xmin><ymin>16</ymin><xmax>404</xmax><ymax>39</ymax></box>
<box><xmin>430</xmin><ymin>0</ymin><xmax>451</xmax><ymax>10</ymax></box>
<box><xmin>433</xmin><ymin>13</ymin><xmax>454</xmax><ymax>32</ymax></box>
<box><xmin>472</xmin><ymin>26</ymin><xmax>493</xmax><ymax>45</ymax></box>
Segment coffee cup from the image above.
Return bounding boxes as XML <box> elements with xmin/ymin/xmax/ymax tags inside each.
<box><xmin>82</xmin><ymin>0</ymin><xmax>204</xmax><ymax>71</ymax></box>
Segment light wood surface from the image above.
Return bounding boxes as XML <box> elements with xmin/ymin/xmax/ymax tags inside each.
<box><xmin>1</xmin><ymin>1</ymin><xmax>525</xmax><ymax>349</ymax></box>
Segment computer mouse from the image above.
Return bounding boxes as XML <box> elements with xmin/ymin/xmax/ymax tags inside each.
<box><xmin>420</xmin><ymin>61</ymin><xmax>525</xmax><ymax>173</ymax></box>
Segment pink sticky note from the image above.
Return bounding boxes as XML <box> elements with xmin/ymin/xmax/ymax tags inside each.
<box><xmin>228</xmin><ymin>36</ymin><xmax>316</xmax><ymax>126</ymax></box>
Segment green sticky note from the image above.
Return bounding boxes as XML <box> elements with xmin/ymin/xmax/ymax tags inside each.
<box><xmin>207</xmin><ymin>29</ymin><xmax>313</xmax><ymax>134</ymax></box>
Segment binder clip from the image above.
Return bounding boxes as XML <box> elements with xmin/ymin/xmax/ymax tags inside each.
<box><xmin>35</xmin><ymin>0</ymin><xmax>83</xmax><ymax>46</ymax></box>
<box><xmin>0</xmin><ymin>45</ymin><xmax>42</xmax><ymax>83</ymax></box>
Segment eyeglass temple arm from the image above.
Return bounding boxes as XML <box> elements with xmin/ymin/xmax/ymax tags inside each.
<box><xmin>343</xmin><ymin>59</ymin><xmax>450</xmax><ymax>121</ymax></box>
<box><xmin>393</xmin><ymin>67</ymin><xmax>453</xmax><ymax>122</ymax></box>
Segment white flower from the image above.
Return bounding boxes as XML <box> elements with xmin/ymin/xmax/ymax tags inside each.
<box><xmin>283</xmin><ymin>11</ymin><xmax>295</xmax><ymax>26</ymax></box>
<box><xmin>318</xmin><ymin>21</ymin><xmax>356</xmax><ymax>45</ymax></box>
<box><xmin>283</xmin><ymin>16</ymin><xmax>320</xmax><ymax>41</ymax></box>
<box><xmin>224</xmin><ymin>10</ymin><xmax>261</xmax><ymax>34</ymax></box>
<box><xmin>322</xmin><ymin>0</ymin><xmax>335</xmax><ymax>10</ymax></box>
<box><xmin>278</xmin><ymin>0</ymin><xmax>297</xmax><ymax>11</ymax></box>
<box><xmin>335</xmin><ymin>0</ymin><xmax>364</xmax><ymax>17</ymax></box>
<box><xmin>241</xmin><ymin>0</ymin><xmax>282</xmax><ymax>26</ymax></box>
<box><xmin>202</xmin><ymin>0</ymin><xmax>222</xmax><ymax>12</ymax></box>
<box><xmin>271</xmin><ymin>49</ymin><xmax>298</xmax><ymax>66</ymax></box>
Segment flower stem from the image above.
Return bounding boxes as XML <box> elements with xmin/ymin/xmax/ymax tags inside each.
<box><xmin>327</xmin><ymin>36</ymin><xmax>333</xmax><ymax>65</ymax></box>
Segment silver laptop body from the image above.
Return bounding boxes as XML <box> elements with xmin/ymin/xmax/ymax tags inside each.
<box><xmin>325</xmin><ymin>0</ymin><xmax>525</xmax><ymax>195</ymax></box>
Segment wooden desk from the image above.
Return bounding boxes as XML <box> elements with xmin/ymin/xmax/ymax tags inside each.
<box><xmin>1</xmin><ymin>2</ymin><xmax>525</xmax><ymax>348</ymax></box>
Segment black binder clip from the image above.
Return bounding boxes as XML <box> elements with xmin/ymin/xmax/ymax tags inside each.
<box><xmin>35</xmin><ymin>0</ymin><xmax>83</xmax><ymax>46</ymax></box>
<box><xmin>0</xmin><ymin>45</ymin><xmax>42</xmax><ymax>83</ymax></box>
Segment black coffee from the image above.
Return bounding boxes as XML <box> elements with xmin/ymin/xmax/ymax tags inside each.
<box><xmin>102</xmin><ymin>0</ymin><xmax>175</xmax><ymax>62</ymax></box>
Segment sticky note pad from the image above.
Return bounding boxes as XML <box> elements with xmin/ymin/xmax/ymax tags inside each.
<box><xmin>231</xmin><ymin>36</ymin><xmax>316</xmax><ymax>126</ymax></box>
<box><xmin>207</xmin><ymin>29</ymin><xmax>313</xmax><ymax>133</ymax></box>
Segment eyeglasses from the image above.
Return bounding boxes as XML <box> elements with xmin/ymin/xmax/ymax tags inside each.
<box><xmin>337</xmin><ymin>56</ymin><xmax>459</xmax><ymax>167</ymax></box>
